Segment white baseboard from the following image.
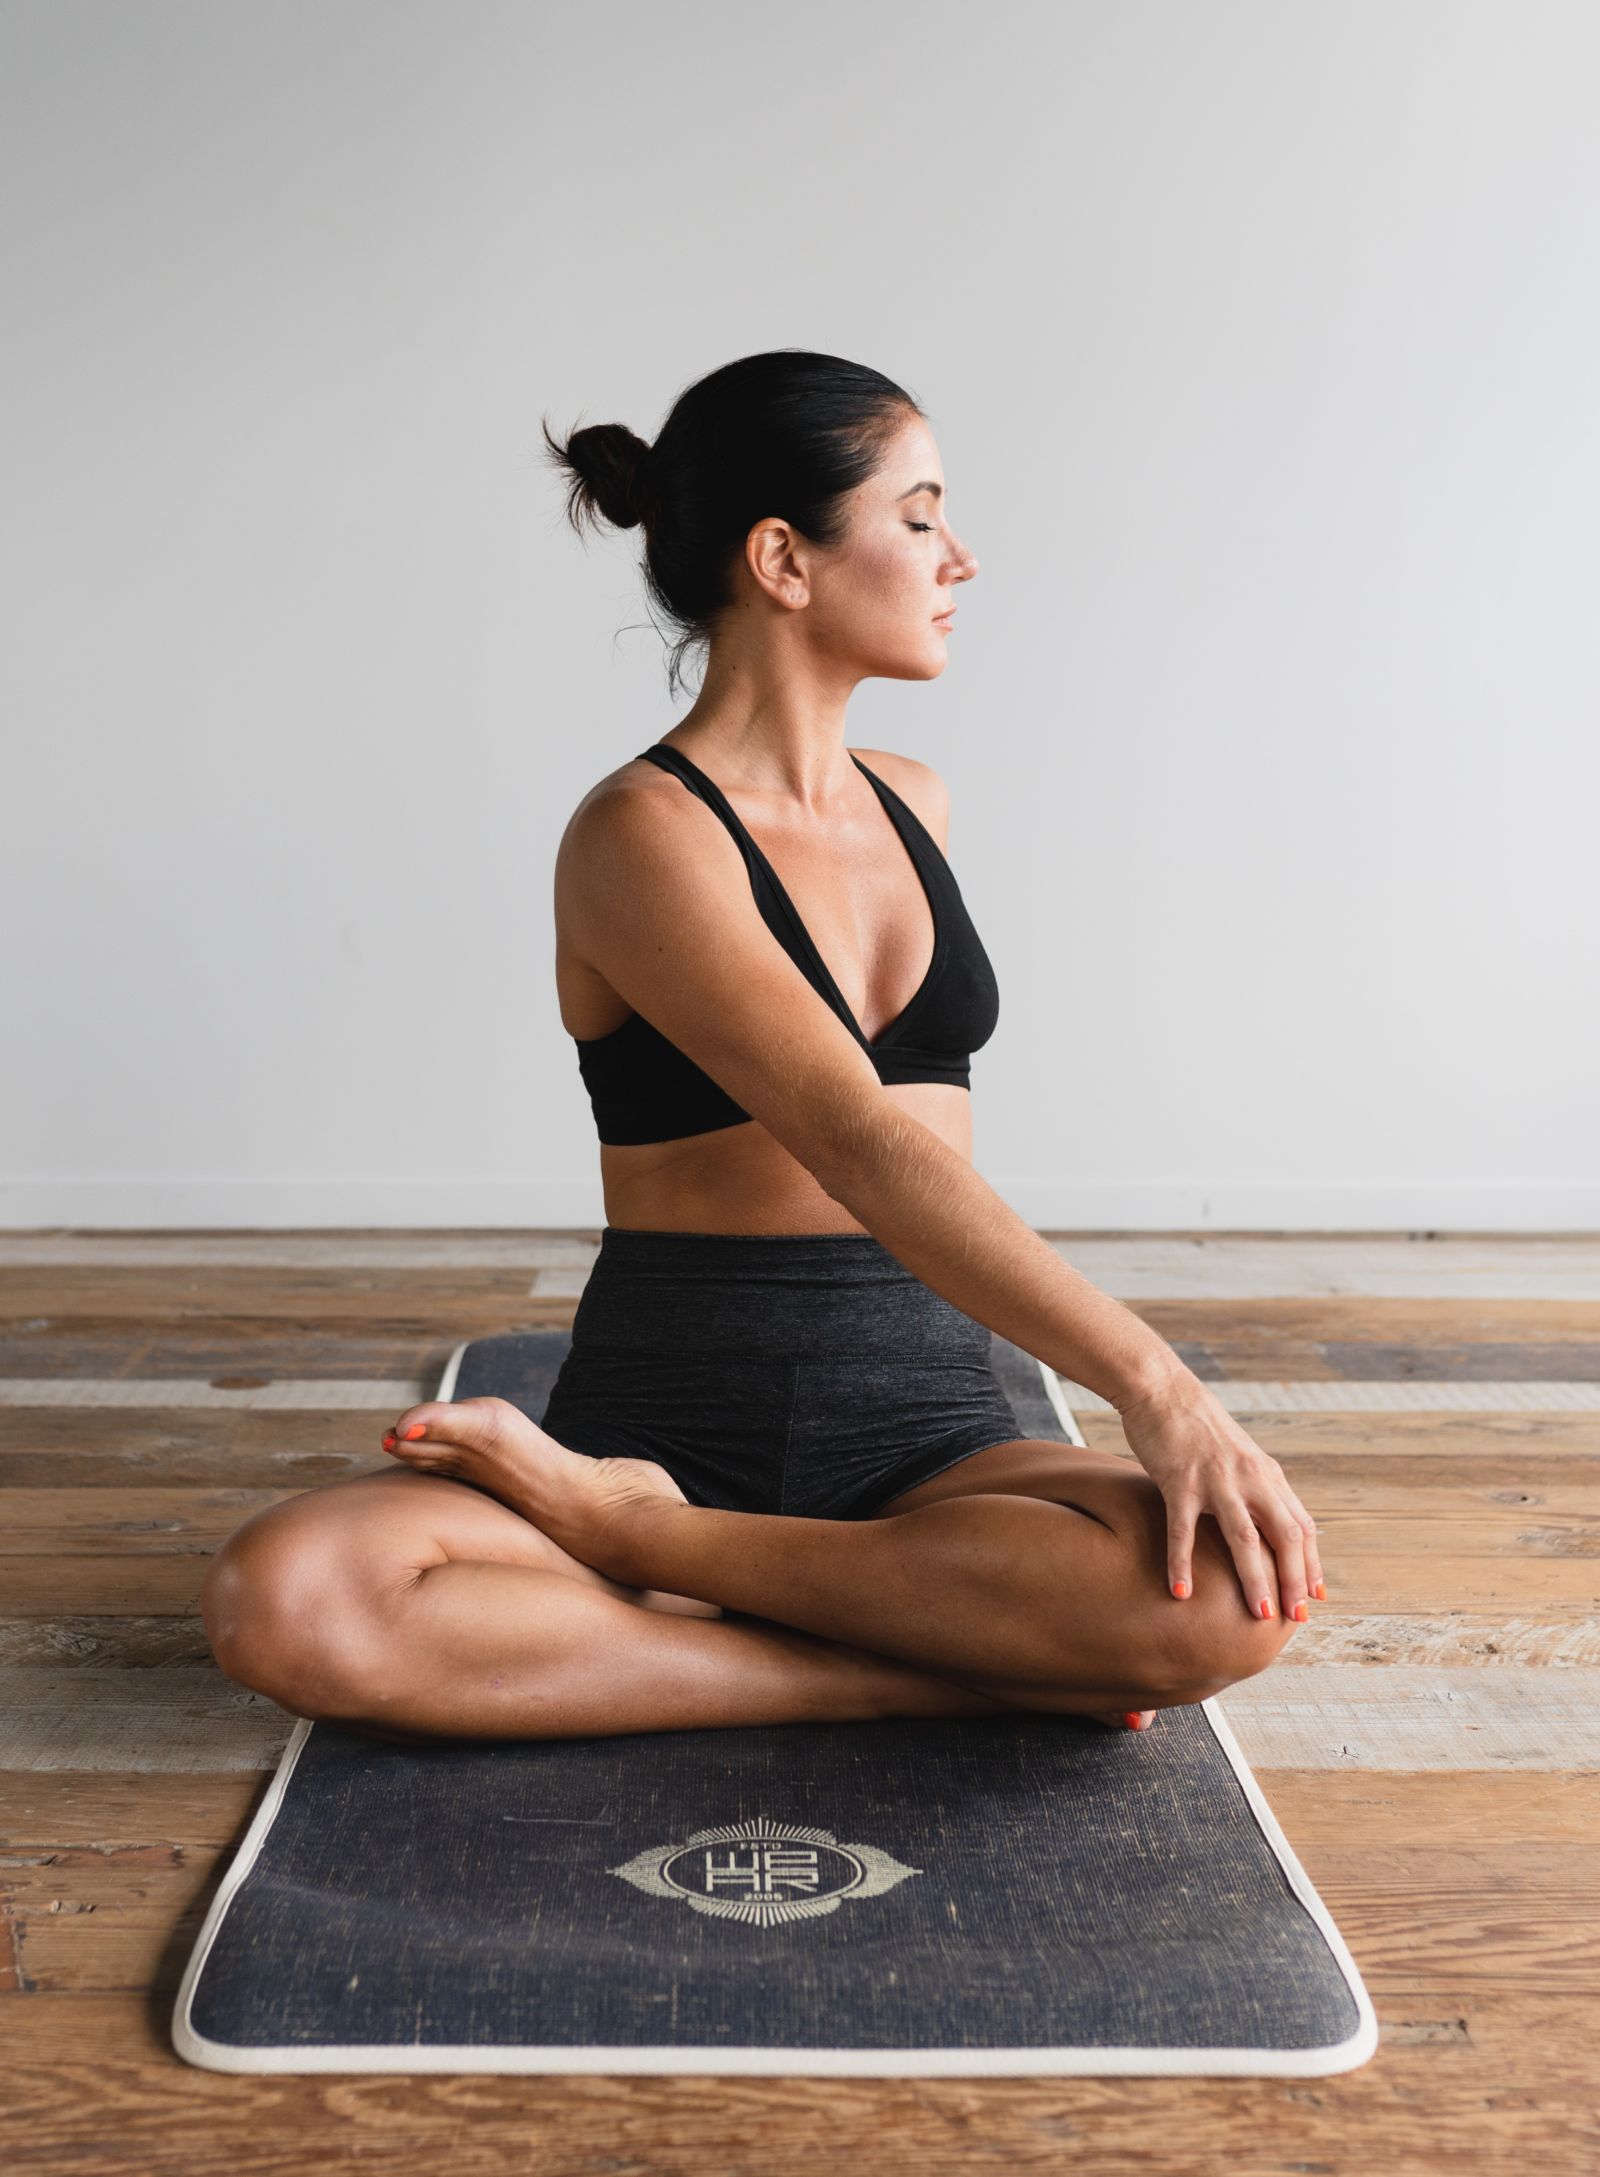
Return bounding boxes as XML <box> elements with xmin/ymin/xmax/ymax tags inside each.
<box><xmin>0</xmin><ymin>1175</ymin><xmax>1593</xmax><ymax>1231</ymax></box>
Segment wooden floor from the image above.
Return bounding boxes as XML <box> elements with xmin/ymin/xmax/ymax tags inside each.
<box><xmin>1</xmin><ymin>1228</ymin><xmax>1596</xmax><ymax>2174</ymax></box>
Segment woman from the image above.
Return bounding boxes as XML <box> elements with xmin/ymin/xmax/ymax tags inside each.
<box><xmin>202</xmin><ymin>350</ymin><xmax>1322</xmax><ymax>1744</ymax></box>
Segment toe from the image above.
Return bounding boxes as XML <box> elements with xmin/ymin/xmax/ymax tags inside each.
<box><xmin>383</xmin><ymin>1396</ymin><xmax>491</xmax><ymax>1448</ymax></box>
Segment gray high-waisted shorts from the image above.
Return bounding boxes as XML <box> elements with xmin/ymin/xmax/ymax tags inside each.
<box><xmin>538</xmin><ymin>1226</ymin><xmax>1029</xmax><ymax>1520</ymax></box>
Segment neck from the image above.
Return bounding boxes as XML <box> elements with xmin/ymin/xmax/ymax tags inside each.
<box><xmin>666</xmin><ymin>637</ymin><xmax>865</xmax><ymax>812</ymax></box>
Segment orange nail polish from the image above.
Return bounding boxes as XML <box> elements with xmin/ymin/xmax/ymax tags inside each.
<box><xmin>1172</xmin><ymin>1579</ymin><xmax>1190</xmax><ymax>1599</ymax></box>
<box><xmin>1259</xmin><ymin>1598</ymin><xmax>1275</xmax><ymax>1619</ymax></box>
<box><xmin>382</xmin><ymin>1432</ymin><xmax>396</xmax><ymax>1449</ymax></box>
<box><xmin>404</xmin><ymin>1423</ymin><xmax>427</xmax><ymax>1440</ymax></box>
<box><xmin>1123</xmin><ymin>1712</ymin><xmax>1145</xmax><ymax>1730</ymax></box>
<box><xmin>1314</xmin><ymin>1581</ymin><xmax>1327</xmax><ymax>1600</ymax></box>
<box><xmin>1293</xmin><ymin>1600</ymin><xmax>1309</xmax><ymax>1622</ymax></box>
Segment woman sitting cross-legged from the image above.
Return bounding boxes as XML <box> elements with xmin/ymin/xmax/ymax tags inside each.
<box><xmin>201</xmin><ymin>350</ymin><xmax>1322</xmax><ymax>1745</ymax></box>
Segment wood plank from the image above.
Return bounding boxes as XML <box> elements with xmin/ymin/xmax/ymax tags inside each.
<box><xmin>0</xmin><ymin>1989</ymin><xmax>1597</xmax><ymax>2177</ymax></box>
<box><xmin>1217</xmin><ymin>1664</ymin><xmax>1600</xmax><ymax>1769</ymax></box>
<box><xmin>1126</xmin><ymin>1296</ymin><xmax>1600</xmax><ymax>1376</ymax></box>
<box><xmin>0</xmin><ymin>1232</ymin><xmax>604</xmax><ymax>1269</ymax></box>
<box><xmin>1042</xmin><ymin>1234</ymin><xmax>1600</xmax><ymax>1301</ymax></box>
<box><xmin>0</xmin><ymin>1487</ymin><xmax>302</xmax><ymax>1551</ymax></box>
<box><xmin>1269</xmin><ymin>1509</ymin><xmax>1600</xmax><ymax>1557</ymax></box>
<box><xmin>0</xmin><ymin>1378</ymin><xmax>430</xmax><ymax>1409</ymax></box>
<box><xmin>0</xmin><ymin>1329</ymin><xmax>553</xmax><ymax>1378</ymax></box>
<box><xmin>1257</xmin><ymin>1765</ymin><xmax>1600</xmax><ymax>1844</ymax></box>
<box><xmin>0</xmin><ymin>1406</ymin><xmax>406</xmax><ymax>1487</ymax></box>
<box><xmin>0</xmin><ymin>1262</ymin><xmax>573</xmax><ymax>1328</ymax></box>
<box><xmin>2</xmin><ymin>1561</ymin><xmax>217</xmax><ymax>1616</ymax></box>
<box><xmin>1075</xmin><ymin>1407</ymin><xmax>1600</xmax><ymax>1458</ymax></box>
<box><xmin>1268</xmin><ymin>1612</ymin><xmax>1600</xmax><ymax>1668</ymax></box>
<box><xmin>0</xmin><ymin>1768</ymin><xmax>266</xmax><ymax>1845</ymax></box>
<box><xmin>1260</xmin><ymin>1560</ymin><xmax>1600</xmax><ymax>1607</ymax></box>
<box><xmin>0</xmin><ymin>1671</ymin><xmax>295</xmax><ymax>1771</ymax></box>
<box><xmin>1061</xmin><ymin>1378</ymin><xmax>1600</xmax><ymax>1411</ymax></box>
<box><xmin>0</xmin><ymin>1618</ymin><xmax>217</xmax><ymax>1666</ymax></box>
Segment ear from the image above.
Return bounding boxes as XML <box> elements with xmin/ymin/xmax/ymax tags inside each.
<box><xmin>745</xmin><ymin>516</ymin><xmax>810</xmax><ymax>609</ymax></box>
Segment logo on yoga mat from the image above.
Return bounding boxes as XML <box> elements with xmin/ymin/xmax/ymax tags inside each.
<box><xmin>611</xmin><ymin>1814</ymin><xmax>921</xmax><ymax>1925</ymax></box>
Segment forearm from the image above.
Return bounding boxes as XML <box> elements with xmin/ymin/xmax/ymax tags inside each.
<box><xmin>816</xmin><ymin>1105</ymin><xmax>1189</xmax><ymax>1411</ymax></box>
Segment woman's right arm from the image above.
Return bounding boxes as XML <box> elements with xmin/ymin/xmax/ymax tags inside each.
<box><xmin>560</xmin><ymin>781</ymin><xmax>1182</xmax><ymax>1411</ymax></box>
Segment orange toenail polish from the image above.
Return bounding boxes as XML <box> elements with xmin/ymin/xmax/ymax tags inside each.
<box><xmin>1259</xmin><ymin>1598</ymin><xmax>1275</xmax><ymax>1619</ymax></box>
<box><xmin>1172</xmin><ymin>1579</ymin><xmax>1190</xmax><ymax>1598</ymax></box>
<box><xmin>1314</xmin><ymin>1581</ymin><xmax>1327</xmax><ymax>1600</ymax></box>
<box><xmin>1293</xmin><ymin>1600</ymin><xmax>1309</xmax><ymax>1622</ymax></box>
<box><xmin>404</xmin><ymin>1423</ymin><xmax>427</xmax><ymax>1440</ymax></box>
<box><xmin>1123</xmin><ymin>1713</ymin><xmax>1144</xmax><ymax>1730</ymax></box>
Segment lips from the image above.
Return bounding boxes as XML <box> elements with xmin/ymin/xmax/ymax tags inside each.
<box><xmin>933</xmin><ymin>609</ymin><xmax>956</xmax><ymax>626</ymax></box>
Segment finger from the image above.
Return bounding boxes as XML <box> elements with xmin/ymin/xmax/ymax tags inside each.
<box><xmin>1276</xmin><ymin>1477</ymin><xmax>1327</xmax><ymax>1601</ymax></box>
<box><xmin>1217</xmin><ymin>1496</ymin><xmax>1279</xmax><ymax>1620</ymax></box>
<box><xmin>1163</xmin><ymin>1493</ymin><xmax>1201</xmax><ymax>1600</ymax></box>
<box><xmin>1258</xmin><ymin>1450</ymin><xmax>1327</xmax><ymax>1604</ymax></box>
<box><xmin>1257</xmin><ymin>1495</ymin><xmax>1311</xmax><ymax>1620</ymax></box>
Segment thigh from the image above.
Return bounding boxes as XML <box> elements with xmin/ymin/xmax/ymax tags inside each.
<box><xmin>210</xmin><ymin>1464</ymin><xmax>646</xmax><ymax>1620</ymax></box>
<box><xmin>868</xmin><ymin>1437</ymin><xmax>1261</xmax><ymax>1619</ymax></box>
<box><xmin>868</xmin><ymin>1437</ymin><xmax>1159</xmax><ymax>1541</ymax></box>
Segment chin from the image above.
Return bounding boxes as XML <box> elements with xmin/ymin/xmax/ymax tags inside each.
<box><xmin>868</xmin><ymin>642</ymin><xmax>949</xmax><ymax>683</ymax></box>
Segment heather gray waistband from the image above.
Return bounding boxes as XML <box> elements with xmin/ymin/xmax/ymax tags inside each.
<box><xmin>570</xmin><ymin>1225</ymin><xmax>990</xmax><ymax>1359</ymax></box>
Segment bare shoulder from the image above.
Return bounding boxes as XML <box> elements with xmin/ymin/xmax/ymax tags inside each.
<box><xmin>557</xmin><ymin>751</ymin><xmax>686</xmax><ymax>868</ymax></box>
<box><xmin>848</xmin><ymin>746</ymin><xmax>951</xmax><ymax>852</ymax></box>
<box><xmin>554</xmin><ymin>749</ymin><xmax>736</xmax><ymax>942</ymax></box>
<box><xmin>564</xmin><ymin>749</ymin><xmax>679</xmax><ymax>828</ymax></box>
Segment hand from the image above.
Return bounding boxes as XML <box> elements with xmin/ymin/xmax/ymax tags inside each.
<box><xmin>1115</xmin><ymin>1369</ymin><xmax>1326</xmax><ymax>1621</ymax></box>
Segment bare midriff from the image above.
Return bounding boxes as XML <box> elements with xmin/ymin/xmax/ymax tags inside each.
<box><xmin>596</xmin><ymin>1081</ymin><xmax>972</xmax><ymax>1236</ymax></box>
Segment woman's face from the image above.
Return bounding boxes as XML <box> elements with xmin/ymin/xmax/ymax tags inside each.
<box><xmin>756</xmin><ymin>409</ymin><xmax>979</xmax><ymax>682</ymax></box>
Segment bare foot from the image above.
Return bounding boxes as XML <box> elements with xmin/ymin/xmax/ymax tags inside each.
<box><xmin>379</xmin><ymin>1395</ymin><xmax>721</xmax><ymax>1617</ymax></box>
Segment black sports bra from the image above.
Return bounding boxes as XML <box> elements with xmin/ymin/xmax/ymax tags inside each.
<box><xmin>573</xmin><ymin>742</ymin><xmax>1000</xmax><ymax>1146</ymax></box>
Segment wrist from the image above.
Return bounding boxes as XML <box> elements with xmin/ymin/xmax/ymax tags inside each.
<box><xmin>1110</xmin><ymin>1349</ymin><xmax>1197</xmax><ymax>1417</ymax></box>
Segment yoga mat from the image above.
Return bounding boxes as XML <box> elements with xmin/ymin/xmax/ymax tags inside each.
<box><xmin>172</xmin><ymin>1328</ymin><xmax>1378</xmax><ymax>2076</ymax></box>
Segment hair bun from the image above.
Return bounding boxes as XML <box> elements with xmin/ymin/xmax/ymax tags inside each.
<box><xmin>567</xmin><ymin>422</ymin><xmax>658</xmax><ymax>532</ymax></box>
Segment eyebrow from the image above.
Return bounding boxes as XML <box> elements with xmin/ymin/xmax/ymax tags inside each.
<box><xmin>896</xmin><ymin>480</ymin><xmax>944</xmax><ymax>501</ymax></box>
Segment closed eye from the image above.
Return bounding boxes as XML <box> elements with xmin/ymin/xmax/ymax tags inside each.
<box><xmin>907</xmin><ymin>522</ymin><xmax>936</xmax><ymax>533</ymax></box>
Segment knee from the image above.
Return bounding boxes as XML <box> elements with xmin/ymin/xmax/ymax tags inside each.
<box><xmin>201</xmin><ymin>1505</ymin><xmax>393</xmax><ymax>1721</ymax></box>
<box><xmin>1076</xmin><ymin>1469</ymin><xmax>1299</xmax><ymax>1707</ymax></box>
<box><xmin>1145</xmin><ymin>1510</ymin><xmax>1299</xmax><ymax>1703</ymax></box>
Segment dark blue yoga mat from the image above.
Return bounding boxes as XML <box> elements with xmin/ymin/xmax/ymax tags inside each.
<box><xmin>173</xmin><ymin>1329</ymin><xmax>1377</xmax><ymax>2076</ymax></box>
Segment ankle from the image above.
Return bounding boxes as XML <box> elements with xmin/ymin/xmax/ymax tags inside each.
<box><xmin>598</xmin><ymin>1490</ymin><xmax>697</xmax><ymax>1590</ymax></box>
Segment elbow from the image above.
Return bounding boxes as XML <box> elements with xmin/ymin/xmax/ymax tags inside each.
<box><xmin>805</xmin><ymin>1087</ymin><xmax>914</xmax><ymax>1207</ymax></box>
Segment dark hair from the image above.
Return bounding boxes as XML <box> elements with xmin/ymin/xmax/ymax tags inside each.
<box><xmin>541</xmin><ymin>349</ymin><xmax>923</xmax><ymax>698</ymax></box>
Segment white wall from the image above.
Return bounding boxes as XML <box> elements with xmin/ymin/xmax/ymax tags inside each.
<box><xmin>3</xmin><ymin>0</ymin><xmax>1595</xmax><ymax>1232</ymax></box>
